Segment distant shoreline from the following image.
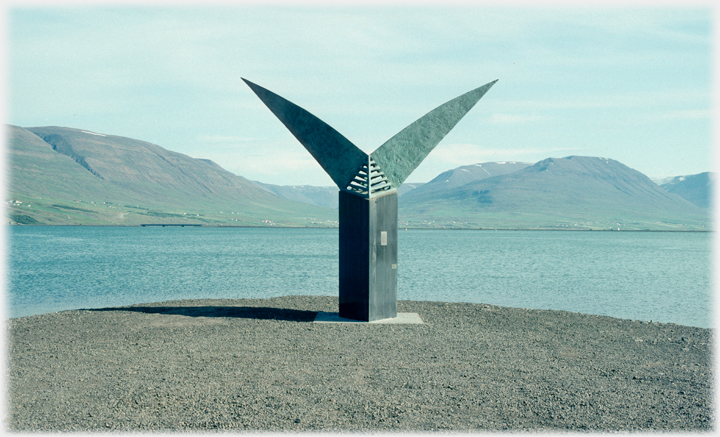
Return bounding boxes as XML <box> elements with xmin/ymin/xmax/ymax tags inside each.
<box><xmin>6</xmin><ymin>223</ymin><xmax>713</xmax><ymax>232</ymax></box>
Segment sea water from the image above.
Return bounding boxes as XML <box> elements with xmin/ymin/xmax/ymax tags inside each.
<box><xmin>6</xmin><ymin>226</ymin><xmax>713</xmax><ymax>328</ymax></box>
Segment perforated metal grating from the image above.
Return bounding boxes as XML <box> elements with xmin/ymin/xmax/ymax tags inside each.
<box><xmin>345</xmin><ymin>158</ymin><xmax>392</xmax><ymax>197</ymax></box>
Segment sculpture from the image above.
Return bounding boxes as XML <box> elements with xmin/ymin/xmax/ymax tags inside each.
<box><xmin>243</xmin><ymin>78</ymin><xmax>497</xmax><ymax>321</ymax></box>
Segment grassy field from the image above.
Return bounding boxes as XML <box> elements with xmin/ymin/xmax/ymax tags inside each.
<box><xmin>6</xmin><ymin>195</ymin><xmax>338</xmax><ymax>227</ymax></box>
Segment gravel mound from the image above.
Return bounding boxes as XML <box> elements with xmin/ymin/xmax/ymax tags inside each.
<box><xmin>6</xmin><ymin>295</ymin><xmax>714</xmax><ymax>432</ymax></box>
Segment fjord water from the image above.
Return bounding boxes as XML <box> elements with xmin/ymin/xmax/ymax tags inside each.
<box><xmin>7</xmin><ymin>226</ymin><xmax>712</xmax><ymax>328</ymax></box>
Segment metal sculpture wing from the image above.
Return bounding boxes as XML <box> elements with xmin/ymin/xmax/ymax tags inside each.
<box><xmin>370</xmin><ymin>80</ymin><xmax>497</xmax><ymax>190</ymax></box>
<box><xmin>243</xmin><ymin>78</ymin><xmax>497</xmax><ymax>197</ymax></box>
<box><xmin>242</xmin><ymin>78</ymin><xmax>367</xmax><ymax>190</ymax></box>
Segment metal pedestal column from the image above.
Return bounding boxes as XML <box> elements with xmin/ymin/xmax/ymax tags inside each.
<box><xmin>338</xmin><ymin>190</ymin><xmax>398</xmax><ymax>321</ymax></box>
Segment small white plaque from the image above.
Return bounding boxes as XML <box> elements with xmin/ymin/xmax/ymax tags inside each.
<box><xmin>380</xmin><ymin>231</ymin><xmax>387</xmax><ymax>246</ymax></box>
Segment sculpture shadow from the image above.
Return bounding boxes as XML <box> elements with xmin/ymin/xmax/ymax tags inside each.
<box><xmin>89</xmin><ymin>305</ymin><xmax>318</xmax><ymax>322</ymax></box>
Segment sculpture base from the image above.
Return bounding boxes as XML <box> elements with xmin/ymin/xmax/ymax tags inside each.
<box><xmin>314</xmin><ymin>312</ymin><xmax>422</xmax><ymax>324</ymax></box>
<box><xmin>338</xmin><ymin>191</ymin><xmax>398</xmax><ymax>322</ymax></box>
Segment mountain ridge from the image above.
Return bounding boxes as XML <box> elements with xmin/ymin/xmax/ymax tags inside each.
<box><xmin>401</xmin><ymin>161</ymin><xmax>530</xmax><ymax>202</ymax></box>
<box><xmin>6</xmin><ymin>125</ymin><xmax>711</xmax><ymax>230</ymax></box>
<box><xmin>7</xmin><ymin>125</ymin><xmax>338</xmax><ymax>226</ymax></box>
<box><xmin>660</xmin><ymin>172</ymin><xmax>714</xmax><ymax>209</ymax></box>
<box><xmin>398</xmin><ymin>156</ymin><xmax>710</xmax><ymax>230</ymax></box>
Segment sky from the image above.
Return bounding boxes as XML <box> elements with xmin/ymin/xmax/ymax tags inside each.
<box><xmin>5</xmin><ymin>2</ymin><xmax>715</xmax><ymax>187</ymax></box>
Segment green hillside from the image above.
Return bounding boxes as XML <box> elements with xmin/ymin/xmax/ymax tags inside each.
<box><xmin>6</xmin><ymin>125</ymin><xmax>338</xmax><ymax>227</ymax></box>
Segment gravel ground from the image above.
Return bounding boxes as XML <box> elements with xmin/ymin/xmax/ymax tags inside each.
<box><xmin>6</xmin><ymin>295</ymin><xmax>715</xmax><ymax>432</ymax></box>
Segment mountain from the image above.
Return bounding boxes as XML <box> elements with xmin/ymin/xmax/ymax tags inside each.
<box><xmin>400</xmin><ymin>161</ymin><xmax>530</xmax><ymax>202</ymax></box>
<box><xmin>252</xmin><ymin>182</ymin><xmax>339</xmax><ymax>209</ymax></box>
<box><xmin>251</xmin><ymin>181</ymin><xmax>426</xmax><ymax>210</ymax></box>
<box><xmin>651</xmin><ymin>176</ymin><xmax>675</xmax><ymax>186</ymax></box>
<box><xmin>7</xmin><ymin>126</ymin><xmax>710</xmax><ymax>230</ymax></box>
<box><xmin>397</xmin><ymin>182</ymin><xmax>424</xmax><ymax>196</ymax></box>
<box><xmin>660</xmin><ymin>172</ymin><xmax>714</xmax><ymax>209</ymax></box>
<box><xmin>399</xmin><ymin>156</ymin><xmax>710</xmax><ymax>230</ymax></box>
<box><xmin>6</xmin><ymin>125</ymin><xmax>337</xmax><ymax>226</ymax></box>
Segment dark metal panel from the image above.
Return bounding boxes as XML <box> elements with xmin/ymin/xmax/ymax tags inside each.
<box><xmin>338</xmin><ymin>191</ymin><xmax>369</xmax><ymax>320</ymax></box>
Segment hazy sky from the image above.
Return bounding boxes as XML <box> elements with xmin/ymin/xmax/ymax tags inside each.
<box><xmin>7</xmin><ymin>4</ymin><xmax>714</xmax><ymax>186</ymax></box>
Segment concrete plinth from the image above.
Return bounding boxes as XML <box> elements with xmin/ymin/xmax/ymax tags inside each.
<box><xmin>314</xmin><ymin>312</ymin><xmax>423</xmax><ymax>324</ymax></box>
